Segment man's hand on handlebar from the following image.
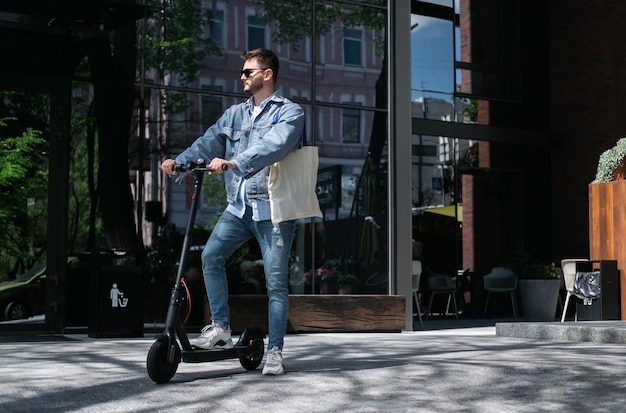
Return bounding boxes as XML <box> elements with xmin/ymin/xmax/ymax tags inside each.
<box><xmin>161</xmin><ymin>159</ymin><xmax>177</xmax><ymax>175</ymax></box>
<box><xmin>207</xmin><ymin>158</ymin><xmax>234</xmax><ymax>174</ymax></box>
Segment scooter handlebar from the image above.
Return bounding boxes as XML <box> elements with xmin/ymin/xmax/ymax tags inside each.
<box><xmin>173</xmin><ymin>161</ymin><xmax>228</xmax><ymax>173</ymax></box>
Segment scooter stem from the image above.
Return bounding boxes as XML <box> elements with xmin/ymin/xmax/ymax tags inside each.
<box><xmin>164</xmin><ymin>168</ymin><xmax>205</xmax><ymax>356</ymax></box>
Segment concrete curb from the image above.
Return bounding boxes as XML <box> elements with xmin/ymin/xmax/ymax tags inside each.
<box><xmin>497</xmin><ymin>320</ymin><xmax>626</xmax><ymax>344</ymax></box>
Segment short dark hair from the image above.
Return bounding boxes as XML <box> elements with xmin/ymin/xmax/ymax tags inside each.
<box><xmin>241</xmin><ymin>48</ymin><xmax>279</xmax><ymax>82</ymax></box>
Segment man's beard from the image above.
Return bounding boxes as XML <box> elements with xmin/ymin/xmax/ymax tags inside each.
<box><xmin>244</xmin><ymin>77</ymin><xmax>263</xmax><ymax>94</ymax></box>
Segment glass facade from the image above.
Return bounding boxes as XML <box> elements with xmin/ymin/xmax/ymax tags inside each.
<box><xmin>411</xmin><ymin>1</ymin><xmax>464</xmax><ymax>276</ymax></box>
<box><xmin>134</xmin><ymin>0</ymin><xmax>390</xmax><ymax>301</ymax></box>
<box><xmin>0</xmin><ymin>0</ymin><xmax>547</xmax><ymax>332</ymax></box>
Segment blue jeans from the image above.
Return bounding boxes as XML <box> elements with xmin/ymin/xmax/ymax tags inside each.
<box><xmin>201</xmin><ymin>208</ymin><xmax>296</xmax><ymax>350</ymax></box>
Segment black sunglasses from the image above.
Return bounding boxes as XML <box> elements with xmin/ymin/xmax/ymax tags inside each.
<box><xmin>240</xmin><ymin>68</ymin><xmax>267</xmax><ymax>78</ymax></box>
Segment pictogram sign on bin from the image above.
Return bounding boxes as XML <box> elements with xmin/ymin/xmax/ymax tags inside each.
<box><xmin>88</xmin><ymin>265</ymin><xmax>143</xmax><ymax>338</ymax></box>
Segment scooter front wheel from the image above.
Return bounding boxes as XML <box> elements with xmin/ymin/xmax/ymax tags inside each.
<box><xmin>147</xmin><ymin>336</ymin><xmax>181</xmax><ymax>384</ymax></box>
<box><xmin>239</xmin><ymin>329</ymin><xmax>265</xmax><ymax>370</ymax></box>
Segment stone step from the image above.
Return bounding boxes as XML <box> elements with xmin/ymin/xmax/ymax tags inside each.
<box><xmin>497</xmin><ymin>321</ymin><xmax>626</xmax><ymax>344</ymax></box>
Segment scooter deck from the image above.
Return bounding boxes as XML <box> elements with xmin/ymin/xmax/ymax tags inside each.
<box><xmin>181</xmin><ymin>345</ymin><xmax>251</xmax><ymax>363</ymax></box>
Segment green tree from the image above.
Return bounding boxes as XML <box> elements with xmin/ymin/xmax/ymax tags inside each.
<box><xmin>0</xmin><ymin>118</ymin><xmax>48</xmax><ymax>279</ymax></box>
<box><xmin>0</xmin><ymin>1</ymin><xmax>221</xmax><ymax>275</ymax></box>
<box><xmin>67</xmin><ymin>93</ymin><xmax>106</xmax><ymax>253</ymax></box>
<box><xmin>260</xmin><ymin>0</ymin><xmax>386</xmax><ymax>46</ymax></box>
<box><xmin>143</xmin><ymin>0</ymin><xmax>222</xmax><ymax>113</ymax></box>
<box><xmin>0</xmin><ymin>89</ymin><xmax>100</xmax><ymax>277</ymax></box>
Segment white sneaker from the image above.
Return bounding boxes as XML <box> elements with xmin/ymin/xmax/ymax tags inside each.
<box><xmin>189</xmin><ymin>323</ymin><xmax>233</xmax><ymax>349</ymax></box>
<box><xmin>262</xmin><ymin>346</ymin><xmax>284</xmax><ymax>375</ymax></box>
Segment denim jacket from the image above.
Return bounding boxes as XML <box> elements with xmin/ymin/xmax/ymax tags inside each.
<box><xmin>175</xmin><ymin>92</ymin><xmax>305</xmax><ymax>204</ymax></box>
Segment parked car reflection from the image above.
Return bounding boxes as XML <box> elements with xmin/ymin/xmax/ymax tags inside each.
<box><xmin>0</xmin><ymin>261</ymin><xmax>46</xmax><ymax>321</ymax></box>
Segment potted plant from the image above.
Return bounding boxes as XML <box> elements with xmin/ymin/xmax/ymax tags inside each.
<box><xmin>304</xmin><ymin>257</ymin><xmax>357</xmax><ymax>294</ymax></box>
<box><xmin>506</xmin><ymin>246</ymin><xmax>561</xmax><ymax>321</ymax></box>
<box><xmin>337</xmin><ymin>273</ymin><xmax>360</xmax><ymax>294</ymax></box>
<box><xmin>592</xmin><ymin>137</ymin><xmax>626</xmax><ymax>183</ymax></box>
<box><xmin>304</xmin><ymin>263</ymin><xmax>339</xmax><ymax>294</ymax></box>
<box><xmin>589</xmin><ymin>138</ymin><xmax>626</xmax><ymax>320</ymax></box>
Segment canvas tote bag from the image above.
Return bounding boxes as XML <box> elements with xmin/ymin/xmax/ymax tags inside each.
<box><xmin>268</xmin><ymin>108</ymin><xmax>322</xmax><ymax>225</ymax></box>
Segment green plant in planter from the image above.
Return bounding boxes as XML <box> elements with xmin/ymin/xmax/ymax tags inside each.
<box><xmin>530</xmin><ymin>262</ymin><xmax>561</xmax><ymax>280</ymax></box>
<box><xmin>505</xmin><ymin>246</ymin><xmax>560</xmax><ymax>280</ymax></box>
<box><xmin>337</xmin><ymin>273</ymin><xmax>360</xmax><ymax>288</ymax></box>
<box><xmin>593</xmin><ymin>137</ymin><xmax>626</xmax><ymax>183</ymax></box>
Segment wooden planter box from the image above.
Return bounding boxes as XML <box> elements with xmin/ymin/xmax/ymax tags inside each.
<box><xmin>589</xmin><ymin>181</ymin><xmax>626</xmax><ymax>319</ymax></box>
<box><xmin>202</xmin><ymin>294</ymin><xmax>406</xmax><ymax>333</ymax></box>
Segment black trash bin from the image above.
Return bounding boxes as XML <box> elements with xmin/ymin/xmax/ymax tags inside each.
<box><xmin>575</xmin><ymin>260</ymin><xmax>620</xmax><ymax>321</ymax></box>
<box><xmin>88</xmin><ymin>264</ymin><xmax>144</xmax><ymax>338</ymax></box>
<box><xmin>65</xmin><ymin>262</ymin><xmax>90</xmax><ymax>327</ymax></box>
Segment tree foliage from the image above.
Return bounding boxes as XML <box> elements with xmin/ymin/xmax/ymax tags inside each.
<box><xmin>593</xmin><ymin>137</ymin><xmax>626</xmax><ymax>183</ymax></box>
<box><xmin>144</xmin><ymin>0</ymin><xmax>222</xmax><ymax>113</ymax></box>
<box><xmin>260</xmin><ymin>0</ymin><xmax>385</xmax><ymax>49</ymax></box>
<box><xmin>144</xmin><ymin>0</ymin><xmax>222</xmax><ymax>83</ymax></box>
<box><xmin>0</xmin><ymin>90</ymin><xmax>102</xmax><ymax>278</ymax></box>
<box><xmin>0</xmin><ymin>117</ymin><xmax>48</xmax><ymax>279</ymax></box>
<box><xmin>67</xmin><ymin>93</ymin><xmax>105</xmax><ymax>253</ymax></box>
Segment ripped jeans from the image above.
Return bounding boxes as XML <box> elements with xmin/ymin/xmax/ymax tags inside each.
<box><xmin>201</xmin><ymin>207</ymin><xmax>296</xmax><ymax>350</ymax></box>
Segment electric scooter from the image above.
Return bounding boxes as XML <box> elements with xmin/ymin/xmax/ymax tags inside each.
<box><xmin>146</xmin><ymin>160</ymin><xmax>265</xmax><ymax>384</ymax></box>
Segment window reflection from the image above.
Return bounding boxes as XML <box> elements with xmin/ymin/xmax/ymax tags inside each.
<box><xmin>206</xmin><ymin>10</ymin><xmax>224</xmax><ymax>47</ymax></box>
<box><xmin>247</xmin><ymin>16</ymin><xmax>266</xmax><ymax>50</ymax></box>
<box><xmin>343</xmin><ymin>28</ymin><xmax>363</xmax><ymax>66</ymax></box>
<box><xmin>419</xmin><ymin>0</ymin><xmax>454</xmax><ymax>6</ymax></box>
<box><xmin>341</xmin><ymin>105</ymin><xmax>362</xmax><ymax>143</ymax></box>
<box><xmin>130</xmin><ymin>0</ymin><xmax>390</xmax><ymax>298</ymax></box>
<box><xmin>411</xmin><ymin>14</ymin><xmax>455</xmax><ymax>101</ymax></box>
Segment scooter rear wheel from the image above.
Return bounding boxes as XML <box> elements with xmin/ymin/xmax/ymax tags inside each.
<box><xmin>147</xmin><ymin>336</ymin><xmax>181</xmax><ymax>384</ymax></box>
<box><xmin>239</xmin><ymin>329</ymin><xmax>265</xmax><ymax>370</ymax></box>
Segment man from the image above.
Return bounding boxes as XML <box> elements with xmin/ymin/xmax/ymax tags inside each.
<box><xmin>161</xmin><ymin>48</ymin><xmax>304</xmax><ymax>375</ymax></box>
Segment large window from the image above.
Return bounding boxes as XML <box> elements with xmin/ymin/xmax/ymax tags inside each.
<box><xmin>411</xmin><ymin>0</ymin><xmax>521</xmax><ymax>103</ymax></box>
<box><xmin>140</xmin><ymin>0</ymin><xmax>389</xmax><ymax>302</ymax></box>
<box><xmin>247</xmin><ymin>16</ymin><xmax>266</xmax><ymax>50</ymax></box>
<box><xmin>411</xmin><ymin>5</ymin><xmax>456</xmax><ymax>102</ymax></box>
<box><xmin>206</xmin><ymin>10</ymin><xmax>224</xmax><ymax>47</ymax></box>
<box><xmin>342</xmin><ymin>105</ymin><xmax>361</xmax><ymax>143</ymax></box>
<box><xmin>343</xmin><ymin>28</ymin><xmax>363</xmax><ymax>66</ymax></box>
<box><xmin>0</xmin><ymin>0</ymin><xmax>396</xmax><ymax>335</ymax></box>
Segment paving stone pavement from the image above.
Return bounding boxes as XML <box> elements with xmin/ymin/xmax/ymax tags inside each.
<box><xmin>2</xmin><ymin>319</ymin><xmax>626</xmax><ymax>412</ymax></box>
